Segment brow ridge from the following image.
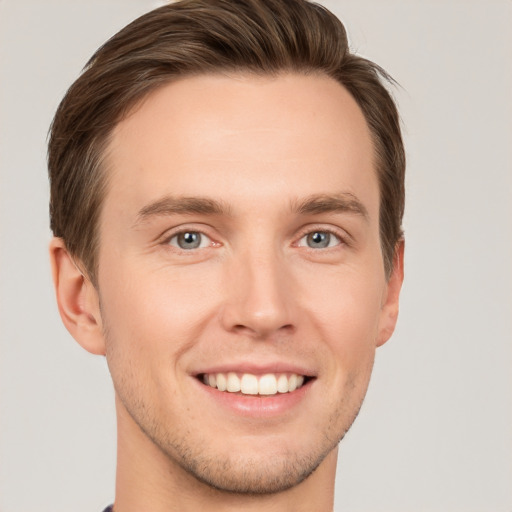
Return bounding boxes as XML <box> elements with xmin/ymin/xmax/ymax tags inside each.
<box><xmin>292</xmin><ymin>193</ymin><xmax>369</xmax><ymax>219</ymax></box>
<box><xmin>135</xmin><ymin>195</ymin><xmax>230</xmax><ymax>225</ymax></box>
<box><xmin>134</xmin><ymin>192</ymin><xmax>368</xmax><ymax>227</ymax></box>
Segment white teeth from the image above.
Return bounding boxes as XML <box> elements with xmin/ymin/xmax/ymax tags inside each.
<box><xmin>203</xmin><ymin>372</ymin><xmax>307</xmax><ymax>395</ymax></box>
<box><xmin>226</xmin><ymin>372</ymin><xmax>241</xmax><ymax>392</ymax></box>
<box><xmin>258</xmin><ymin>374</ymin><xmax>277</xmax><ymax>395</ymax></box>
<box><xmin>216</xmin><ymin>373</ymin><xmax>227</xmax><ymax>392</ymax></box>
<box><xmin>277</xmin><ymin>374</ymin><xmax>289</xmax><ymax>393</ymax></box>
<box><xmin>240</xmin><ymin>374</ymin><xmax>258</xmax><ymax>394</ymax></box>
<box><xmin>288</xmin><ymin>374</ymin><xmax>298</xmax><ymax>392</ymax></box>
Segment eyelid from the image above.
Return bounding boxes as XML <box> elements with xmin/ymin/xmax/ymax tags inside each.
<box><xmin>158</xmin><ymin>224</ymin><xmax>220</xmax><ymax>248</ymax></box>
<box><xmin>293</xmin><ymin>224</ymin><xmax>351</xmax><ymax>248</ymax></box>
<box><xmin>168</xmin><ymin>231</ymin><xmax>212</xmax><ymax>250</ymax></box>
<box><xmin>155</xmin><ymin>222</ymin><xmax>351</xmax><ymax>251</ymax></box>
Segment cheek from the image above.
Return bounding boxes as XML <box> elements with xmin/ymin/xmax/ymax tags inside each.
<box><xmin>302</xmin><ymin>266</ymin><xmax>384</xmax><ymax>366</ymax></box>
<box><xmin>98</xmin><ymin>259</ymin><xmax>222</xmax><ymax>359</ymax></box>
<box><xmin>98</xmin><ymin>264</ymin><xmax>215</xmax><ymax>415</ymax></box>
<box><xmin>306</xmin><ymin>271</ymin><xmax>382</xmax><ymax>425</ymax></box>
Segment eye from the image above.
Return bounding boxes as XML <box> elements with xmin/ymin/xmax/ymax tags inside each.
<box><xmin>297</xmin><ymin>230</ymin><xmax>342</xmax><ymax>249</ymax></box>
<box><xmin>168</xmin><ymin>231</ymin><xmax>211</xmax><ymax>250</ymax></box>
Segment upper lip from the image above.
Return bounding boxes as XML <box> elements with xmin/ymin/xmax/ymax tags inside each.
<box><xmin>192</xmin><ymin>361</ymin><xmax>316</xmax><ymax>377</ymax></box>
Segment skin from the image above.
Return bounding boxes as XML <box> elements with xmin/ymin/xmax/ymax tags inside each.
<box><xmin>50</xmin><ymin>72</ymin><xmax>404</xmax><ymax>512</ymax></box>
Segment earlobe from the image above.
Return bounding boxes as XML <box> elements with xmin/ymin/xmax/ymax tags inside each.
<box><xmin>376</xmin><ymin>240</ymin><xmax>405</xmax><ymax>347</ymax></box>
<box><xmin>49</xmin><ymin>237</ymin><xmax>106</xmax><ymax>355</ymax></box>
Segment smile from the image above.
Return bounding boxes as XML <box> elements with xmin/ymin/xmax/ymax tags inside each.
<box><xmin>200</xmin><ymin>372</ymin><xmax>308</xmax><ymax>396</ymax></box>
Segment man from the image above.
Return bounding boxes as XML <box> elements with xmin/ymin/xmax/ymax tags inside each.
<box><xmin>48</xmin><ymin>0</ymin><xmax>405</xmax><ymax>510</ymax></box>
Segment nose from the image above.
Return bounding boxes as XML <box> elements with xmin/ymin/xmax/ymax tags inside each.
<box><xmin>220</xmin><ymin>248</ymin><xmax>296</xmax><ymax>339</ymax></box>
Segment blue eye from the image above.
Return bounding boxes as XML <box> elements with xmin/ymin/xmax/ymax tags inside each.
<box><xmin>298</xmin><ymin>231</ymin><xmax>341</xmax><ymax>249</ymax></box>
<box><xmin>168</xmin><ymin>231</ymin><xmax>211</xmax><ymax>250</ymax></box>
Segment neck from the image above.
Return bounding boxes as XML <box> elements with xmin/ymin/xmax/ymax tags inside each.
<box><xmin>113</xmin><ymin>398</ymin><xmax>337</xmax><ymax>512</ymax></box>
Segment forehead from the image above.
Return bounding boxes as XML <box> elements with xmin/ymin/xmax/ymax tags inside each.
<box><xmin>104</xmin><ymin>72</ymin><xmax>377</xmax><ymax>218</ymax></box>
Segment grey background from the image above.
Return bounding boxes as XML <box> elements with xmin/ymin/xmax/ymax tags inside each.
<box><xmin>1</xmin><ymin>1</ymin><xmax>511</xmax><ymax>511</ymax></box>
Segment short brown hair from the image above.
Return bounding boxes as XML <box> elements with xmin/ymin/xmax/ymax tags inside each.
<box><xmin>48</xmin><ymin>0</ymin><xmax>405</xmax><ymax>284</ymax></box>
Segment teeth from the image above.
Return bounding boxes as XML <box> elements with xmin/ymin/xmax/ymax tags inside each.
<box><xmin>227</xmin><ymin>372</ymin><xmax>241</xmax><ymax>392</ymax></box>
<box><xmin>202</xmin><ymin>372</ymin><xmax>307</xmax><ymax>395</ymax></box>
<box><xmin>241</xmin><ymin>374</ymin><xmax>258</xmax><ymax>394</ymax></box>
<box><xmin>288</xmin><ymin>374</ymin><xmax>297</xmax><ymax>392</ymax></box>
<box><xmin>216</xmin><ymin>373</ymin><xmax>227</xmax><ymax>392</ymax></box>
<box><xmin>277</xmin><ymin>374</ymin><xmax>289</xmax><ymax>393</ymax></box>
<box><xmin>258</xmin><ymin>374</ymin><xmax>277</xmax><ymax>395</ymax></box>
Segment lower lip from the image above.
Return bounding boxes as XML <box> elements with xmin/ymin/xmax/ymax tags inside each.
<box><xmin>194</xmin><ymin>378</ymin><xmax>313</xmax><ymax>418</ymax></box>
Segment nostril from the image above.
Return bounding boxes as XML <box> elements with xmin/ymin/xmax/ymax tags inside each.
<box><xmin>231</xmin><ymin>322</ymin><xmax>295</xmax><ymax>337</ymax></box>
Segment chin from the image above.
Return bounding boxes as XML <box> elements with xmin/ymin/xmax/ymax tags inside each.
<box><xmin>136</xmin><ymin>406</ymin><xmax>354</xmax><ymax>496</ymax></box>
<box><xmin>163</xmin><ymin>443</ymin><xmax>334</xmax><ymax>495</ymax></box>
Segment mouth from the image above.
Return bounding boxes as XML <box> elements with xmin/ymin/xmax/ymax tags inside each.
<box><xmin>197</xmin><ymin>372</ymin><xmax>313</xmax><ymax>396</ymax></box>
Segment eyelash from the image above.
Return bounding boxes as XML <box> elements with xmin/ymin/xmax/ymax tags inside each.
<box><xmin>160</xmin><ymin>225</ymin><xmax>349</xmax><ymax>252</ymax></box>
<box><xmin>294</xmin><ymin>226</ymin><xmax>348</xmax><ymax>250</ymax></box>
<box><xmin>163</xmin><ymin>228</ymin><xmax>216</xmax><ymax>251</ymax></box>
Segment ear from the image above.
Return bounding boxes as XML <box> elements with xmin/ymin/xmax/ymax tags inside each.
<box><xmin>49</xmin><ymin>237</ymin><xmax>106</xmax><ymax>355</ymax></box>
<box><xmin>376</xmin><ymin>240</ymin><xmax>405</xmax><ymax>347</ymax></box>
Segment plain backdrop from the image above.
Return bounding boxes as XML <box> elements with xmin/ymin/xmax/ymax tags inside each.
<box><xmin>0</xmin><ymin>1</ymin><xmax>511</xmax><ymax>511</ymax></box>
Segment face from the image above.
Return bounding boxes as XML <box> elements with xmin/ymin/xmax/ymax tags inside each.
<box><xmin>93</xmin><ymin>73</ymin><xmax>401</xmax><ymax>493</ymax></box>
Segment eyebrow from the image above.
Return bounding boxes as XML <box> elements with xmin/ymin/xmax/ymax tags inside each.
<box><xmin>134</xmin><ymin>195</ymin><xmax>231</xmax><ymax>226</ymax></box>
<box><xmin>134</xmin><ymin>192</ymin><xmax>368</xmax><ymax>227</ymax></box>
<box><xmin>292</xmin><ymin>193</ymin><xmax>369</xmax><ymax>220</ymax></box>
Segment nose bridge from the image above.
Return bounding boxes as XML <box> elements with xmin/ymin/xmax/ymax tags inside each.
<box><xmin>221</xmin><ymin>240</ymin><xmax>294</xmax><ymax>337</ymax></box>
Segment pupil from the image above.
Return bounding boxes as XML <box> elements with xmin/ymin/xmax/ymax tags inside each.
<box><xmin>308</xmin><ymin>232</ymin><xmax>329</xmax><ymax>248</ymax></box>
<box><xmin>179</xmin><ymin>232</ymin><xmax>200</xmax><ymax>249</ymax></box>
